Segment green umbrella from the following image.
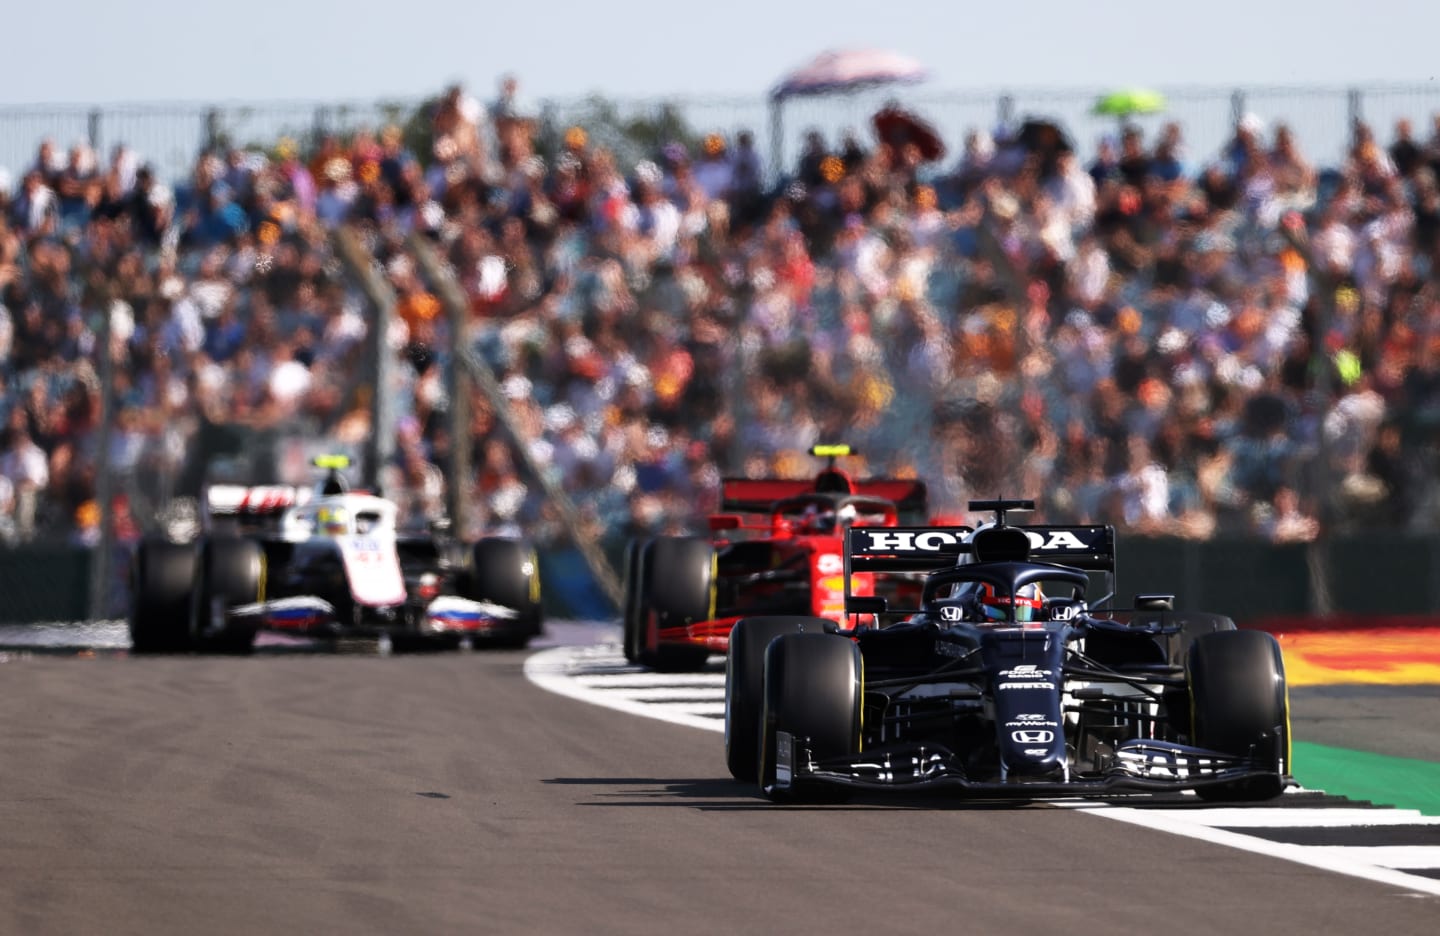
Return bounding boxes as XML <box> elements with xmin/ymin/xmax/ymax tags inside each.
<box><xmin>1093</xmin><ymin>88</ymin><xmax>1167</xmax><ymax>117</ymax></box>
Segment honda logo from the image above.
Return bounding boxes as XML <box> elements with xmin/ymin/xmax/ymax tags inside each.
<box><xmin>1011</xmin><ymin>729</ymin><xmax>1055</xmax><ymax>744</ymax></box>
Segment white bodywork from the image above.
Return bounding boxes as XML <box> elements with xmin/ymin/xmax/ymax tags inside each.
<box><xmin>206</xmin><ymin>484</ymin><xmax>514</xmax><ymax>634</ymax></box>
<box><xmin>278</xmin><ymin>493</ymin><xmax>407</xmax><ymax>607</ymax></box>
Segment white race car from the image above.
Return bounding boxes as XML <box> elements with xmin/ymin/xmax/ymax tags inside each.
<box><xmin>129</xmin><ymin>456</ymin><xmax>543</xmax><ymax>653</ymax></box>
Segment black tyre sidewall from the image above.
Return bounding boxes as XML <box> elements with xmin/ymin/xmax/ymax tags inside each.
<box><xmin>622</xmin><ymin>538</ymin><xmax>648</xmax><ymax>664</ymax></box>
<box><xmin>760</xmin><ymin>632</ymin><xmax>862</xmax><ymax>801</ymax></box>
<box><xmin>725</xmin><ymin>616</ymin><xmax>833</xmax><ymax>783</ymax></box>
<box><xmin>129</xmin><ymin>539</ymin><xmax>198</xmax><ymax>653</ymax></box>
<box><xmin>637</xmin><ymin>537</ymin><xmax>713</xmax><ymax>671</ymax></box>
<box><xmin>467</xmin><ymin>538</ymin><xmax>543</xmax><ymax>638</ymax></box>
<box><xmin>1188</xmin><ymin>628</ymin><xmax>1288</xmax><ymax>801</ymax></box>
<box><xmin>193</xmin><ymin>537</ymin><xmax>263</xmax><ymax>652</ymax></box>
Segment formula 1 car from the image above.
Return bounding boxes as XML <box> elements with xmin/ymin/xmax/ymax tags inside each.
<box><xmin>621</xmin><ymin>445</ymin><xmax>928</xmax><ymax>671</ymax></box>
<box><xmin>723</xmin><ymin>499</ymin><xmax>1292</xmax><ymax>802</ymax></box>
<box><xmin>129</xmin><ymin>456</ymin><xmax>543</xmax><ymax>653</ymax></box>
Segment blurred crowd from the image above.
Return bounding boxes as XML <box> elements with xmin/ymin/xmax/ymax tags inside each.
<box><xmin>3</xmin><ymin>74</ymin><xmax>1440</xmax><ymax>552</ymax></box>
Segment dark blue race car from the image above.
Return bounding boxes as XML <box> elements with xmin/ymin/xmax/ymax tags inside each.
<box><xmin>723</xmin><ymin>499</ymin><xmax>1292</xmax><ymax>803</ymax></box>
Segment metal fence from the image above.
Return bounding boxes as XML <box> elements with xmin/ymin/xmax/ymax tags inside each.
<box><xmin>8</xmin><ymin>83</ymin><xmax>1440</xmax><ymax>185</ymax></box>
<box><xmin>8</xmin><ymin>82</ymin><xmax>1440</xmax><ymax>622</ymax></box>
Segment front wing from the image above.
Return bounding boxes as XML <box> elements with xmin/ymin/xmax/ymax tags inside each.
<box><xmin>773</xmin><ymin>733</ymin><xmax>1293</xmax><ymax>798</ymax></box>
<box><xmin>226</xmin><ymin>594</ymin><xmax>521</xmax><ymax>637</ymax></box>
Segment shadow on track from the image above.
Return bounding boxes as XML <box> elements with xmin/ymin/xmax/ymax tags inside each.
<box><xmin>543</xmin><ymin>776</ymin><xmax>1059</xmax><ymax>811</ymax></box>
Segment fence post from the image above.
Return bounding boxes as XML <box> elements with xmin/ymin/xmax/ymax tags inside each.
<box><xmin>87</xmin><ymin>109</ymin><xmax>102</xmax><ymax>157</ymax></box>
<box><xmin>330</xmin><ymin>226</ymin><xmax>397</xmax><ymax>497</ymax></box>
<box><xmin>539</xmin><ymin>100</ymin><xmax>558</xmax><ymax>160</ymax></box>
<box><xmin>1278</xmin><ymin>216</ymin><xmax>1337</xmax><ymax>614</ymax></box>
<box><xmin>1230</xmin><ymin>89</ymin><xmax>1245</xmax><ymax>127</ymax></box>
<box><xmin>88</xmin><ymin>294</ymin><xmax>115</xmax><ymax>622</ymax></box>
<box><xmin>1347</xmin><ymin>87</ymin><xmax>1363</xmax><ymax>134</ymax></box>
<box><xmin>768</xmin><ymin>95</ymin><xmax>783</xmax><ymax>186</ymax></box>
<box><xmin>997</xmin><ymin>93</ymin><xmax>1014</xmax><ymax>131</ymax></box>
<box><xmin>312</xmin><ymin>105</ymin><xmax>329</xmax><ymax>147</ymax></box>
<box><xmin>408</xmin><ymin>232</ymin><xmax>624</xmax><ymax>610</ymax></box>
<box><xmin>203</xmin><ymin>108</ymin><xmax>222</xmax><ymax>154</ymax></box>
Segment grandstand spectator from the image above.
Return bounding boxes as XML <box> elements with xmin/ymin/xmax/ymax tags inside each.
<box><xmin>126</xmin><ymin>166</ymin><xmax>172</xmax><ymax>247</ymax></box>
<box><xmin>54</xmin><ymin>143</ymin><xmax>99</xmax><ymax>231</ymax></box>
<box><xmin>0</xmin><ymin>424</ymin><xmax>49</xmax><ymax>540</ymax></box>
<box><xmin>7</xmin><ymin>80</ymin><xmax>1440</xmax><ymax>558</ymax></box>
<box><xmin>10</xmin><ymin>170</ymin><xmax>57</xmax><ymax>235</ymax></box>
<box><xmin>728</xmin><ymin>130</ymin><xmax>765</xmax><ymax>223</ymax></box>
<box><xmin>1268</xmin><ymin>124</ymin><xmax>1316</xmax><ymax>209</ymax></box>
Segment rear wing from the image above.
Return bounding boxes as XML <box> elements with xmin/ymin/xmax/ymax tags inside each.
<box><xmin>843</xmin><ymin>524</ymin><xmax>1116</xmax><ymax>603</ymax></box>
<box><xmin>720</xmin><ymin>477</ymin><xmax>929</xmax><ymax>521</ymax></box>
<box><xmin>204</xmin><ymin>484</ymin><xmax>310</xmax><ymax>532</ymax></box>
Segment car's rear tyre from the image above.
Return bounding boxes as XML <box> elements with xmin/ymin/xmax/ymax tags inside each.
<box><xmin>636</xmin><ymin>537</ymin><xmax>714</xmax><ymax>672</ymax></box>
<box><xmin>129</xmin><ymin>538</ymin><xmax>199</xmax><ymax>654</ymax></box>
<box><xmin>725</xmin><ymin>616</ymin><xmax>833</xmax><ymax>783</ymax></box>
<box><xmin>192</xmin><ymin>537</ymin><xmax>262</xmax><ymax>654</ymax></box>
<box><xmin>1188</xmin><ymin>629</ymin><xmax>1289</xmax><ymax>802</ymax></box>
<box><xmin>621</xmin><ymin>538</ymin><xmax>648</xmax><ymax>664</ymax></box>
<box><xmin>466</xmin><ymin>538</ymin><xmax>543</xmax><ymax>648</ymax></box>
<box><xmin>760</xmin><ymin>632</ymin><xmax>862</xmax><ymax>802</ymax></box>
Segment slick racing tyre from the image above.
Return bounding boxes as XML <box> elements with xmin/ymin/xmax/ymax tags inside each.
<box><xmin>466</xmin><ymin>538</ymin><xmax>543</xmax><ymax>648</ymax></box>
<box><xmin>636</xmin><ymin>537</ymin><xmax>714</xmax><ymax>672</ymax></box>
<box><xmin>760</xmin><ymin>632</ymin><xmax>863</xmax><ymax>803</ymax></box>
<box><xmin>621</xmin><ymin>538</ymin><xmax>648</xmax><ymax>665</ymax></box>
<box><xmin>1161</xmin><ymin>611</ymin><xmax>1237</xmax><ymax>667</ymax></box>
<box><xmin>129</xmin><ymin>538</ymin><xmax>199</xmax><ymax>654</ymax></box>
<box><xmin>1187</xmin><ymin>629</ymin><xmax>1289</xmax><ymax>802</ymax></box>
<box><xmin>192</xmin><ymin>537</ymin><xmax>263</xmax><ymax>654</ymax></box>
<box><xmin>725</xmin><ymin>617</ymin><xmax>833</xmax><ymax>784</ymax></box>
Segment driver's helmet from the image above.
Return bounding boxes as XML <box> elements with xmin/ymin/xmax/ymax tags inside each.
<box><xmin>799</xmin><ymin>502</ymin><xmax>836</xmax><ymax>533</ymax></box>
<box><xmin>974</xmin><ymin>581</ymin><xmax>1045</xmax><ymax>623</ymax></box>
<box><xmin>799</xmin><ymin>501</ymin><xmax>858</xmax><ymax>534</ymax></box>
<box><xmin>317</xmin><ymin>506</ymin><xmax>348</xmax><ymax>536</ymax></box>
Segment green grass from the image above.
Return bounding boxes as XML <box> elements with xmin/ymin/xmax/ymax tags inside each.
<box><xmin>1292</xmin><ymin>741</ymin><xmax>1440</xmax><ymax>815</ymax></box>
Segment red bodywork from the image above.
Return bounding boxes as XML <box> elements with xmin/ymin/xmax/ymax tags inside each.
<box><xmin>643</xmin><ymin>470</ymin><xmax>926</xmax><ymax>657</ymax></box>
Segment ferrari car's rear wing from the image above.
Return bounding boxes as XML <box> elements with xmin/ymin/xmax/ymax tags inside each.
<box><xmin>720</xmin><ymin>478</ymin><xmax>929</xmax><ymax>520</ymax></box>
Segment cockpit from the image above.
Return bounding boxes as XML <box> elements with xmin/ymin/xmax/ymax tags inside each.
<box><xmin>773</xmin><ymin>495</ymin><xmax>897</xmax><ymax>535</ymax></box>
<box><xmin>280</xmin><ymin>497</ymin><xmax>397</xmax><ymax>541</ymax></box>
<box><xmin>921</xmin><ymin>564</ymin><xmax>1091</xmax><ymax>626</ymax></box>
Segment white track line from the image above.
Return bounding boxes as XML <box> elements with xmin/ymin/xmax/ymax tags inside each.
<box><xmin>1091</xmin><ymin>807</ymin><xmax>1440</xmax><ymax>897</ymax></box>
<box><xmin>524</xmin><ymin>646</ymin><xmax>724</xmax><ymax>733</ymax></box>
<box><xmin>1082</xmin><ymin>807</ymin><xmax>1440</xmax><ymax>828</ymax></box>
<box><xmin>524</xmin><ymin>643</ymin><xmax>1440</xmax><ymax>899</ymax></box>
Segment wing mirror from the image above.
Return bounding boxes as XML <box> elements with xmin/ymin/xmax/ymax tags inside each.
<box><xmin>845</xmin><ymin>596</ymin><xmax>888</xmax><ymax>615</ymax></box>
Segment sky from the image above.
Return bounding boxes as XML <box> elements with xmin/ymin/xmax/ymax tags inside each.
<box><xmin>4</xmin><ymin>0</ymin><xmax>1440</xmax><ymax>106</ymax></box>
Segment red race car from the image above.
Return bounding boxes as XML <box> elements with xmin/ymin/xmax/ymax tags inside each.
<box><xmin>621</xmin><ymin>445</ymin><xmax>926</xmax><ymax>670</ymax></box>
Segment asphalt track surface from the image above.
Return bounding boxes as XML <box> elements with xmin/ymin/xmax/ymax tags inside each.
<box><xmin>1</xmin><ymin>635</ymin><xmax>1436</xmax><ymax>935</ymax></box>
<box><xmin>1291</xmin><ymin>684</ymin><xmax>1440</xmax><ymax>763</ymax></box>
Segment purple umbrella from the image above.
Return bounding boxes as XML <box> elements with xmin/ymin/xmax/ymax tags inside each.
<box><xmin>770</xmin><ymin>49</ymin><xmax>927</xmax><ymax>101</ymax></box>
<box><xmin>767</xmin><ymin>49</ymin><xmax>928</xmax><ymax>176</ymax></box>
